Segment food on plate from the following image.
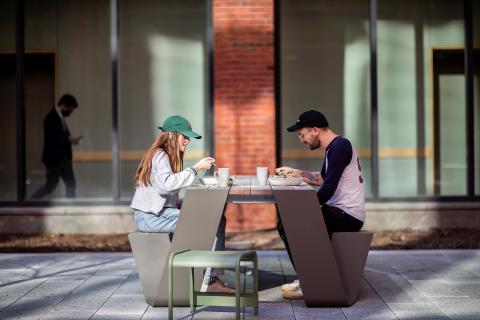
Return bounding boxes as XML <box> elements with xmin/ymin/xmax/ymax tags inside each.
<box><xmin>268</xmin><ymin>176</ymin><xmax>303</xmax><ymax>186</ymax></box>
<box><xmin>199</xmin><ymin>177</ymin><xmax>218</xmax><ymax>185</ymax></box>
<box><xmin>199</xmin><ymin>175</ymin><xmax>236</xmax><ymax>186</ymax></box>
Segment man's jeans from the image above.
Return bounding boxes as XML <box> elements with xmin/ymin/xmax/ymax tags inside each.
<box><xmin>321</xmin><ymin>204</ymin><xmax>364</xmax><ymax>237</ymax></box>
<box><xmin>134</xmin><ymin>209</ymin><xmax>227</xmax><ymax>277</ymax></box>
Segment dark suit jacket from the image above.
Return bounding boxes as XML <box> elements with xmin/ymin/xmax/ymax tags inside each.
<box><xmin>42</xmin><ymin>108</ymin><xmax>72</xmax><ymax>165</ymax></box>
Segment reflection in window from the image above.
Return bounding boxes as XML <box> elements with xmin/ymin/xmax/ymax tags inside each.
<box><xmin>0</xmin><ymin>0</ymin><xmax>17</xmax><ymax>200</ymax></box>
<box><xmin>474</xmin><ymin>0</ymin><xmax>480</xmax><ymax>195</ymax></box>
<box><xmin>377</xmin><ymin>0</ymin><xmax>465</xmax><ymax>197</ymax></box>
<box><xmin>280</xmin><ymin>0</ymin><xmax>371</xmax><ymax>196</ymax></box>
<box><xmin>119</xmin><ymin>0</ymin><xmax>209</xmax><ymax>199</ymax></box>
<box><xmin>25</xmin><ymin>0</ymin><xmax>112</xmax><ymax>200</ymax></box>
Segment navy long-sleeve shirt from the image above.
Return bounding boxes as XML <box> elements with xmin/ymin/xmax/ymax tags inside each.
<box><xmin>317</xmin><ymin>136</ymin><xmax>352</xmax><ymax>204</ymax></box>
<box><xmin>316</xmin><ymin>135</ymin><xmax>365</xmax><ymax>222</ymax></box>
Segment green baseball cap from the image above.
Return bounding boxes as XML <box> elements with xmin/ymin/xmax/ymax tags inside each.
<box><xmin>157</xmin><ymin>115</ymin><xmax>202</xmax><ymax>139</ymax></box>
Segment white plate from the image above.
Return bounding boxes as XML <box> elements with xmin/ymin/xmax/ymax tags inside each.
<box><xmin>199</xmin><ymin>177</ymin><xmax>219</xmax><ymax>185</ymax></box>
<box><xmin>268</xmin><ymin>176</ymin><xmax>303</xmax><ymax>186</ymax></box>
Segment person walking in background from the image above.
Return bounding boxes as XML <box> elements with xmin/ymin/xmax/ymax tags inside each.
<box><xmin>31</xmin><ymin>94</ymin><xmax>81</xmax><ymax>199</ymax></box>
<box><xmin>277</xmin><ymin>109</ymin><xmax>366</xmax><ymax>300</ymax></box>
<box><xmin>130</xmin><ymin>115</ymin><xmax>234</xmax><ymax>293</ymax></box>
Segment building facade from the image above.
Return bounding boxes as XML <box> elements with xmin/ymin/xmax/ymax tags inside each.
<box><xmin>1</xmin><ymin>0</ymin><xmax>479</xmax><ymax>234</ymax></box>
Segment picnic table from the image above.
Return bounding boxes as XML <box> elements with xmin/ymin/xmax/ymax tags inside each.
<box><xmin>129</xmin><ymin>175</ymin><xmax>372</xmax><ymax>307</ymax></box>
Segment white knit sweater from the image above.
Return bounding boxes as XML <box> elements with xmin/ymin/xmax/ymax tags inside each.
<box><xmin>130</xmin><ymin>149</ymin><xmax>196</xmax><ymax>214</ymax></box>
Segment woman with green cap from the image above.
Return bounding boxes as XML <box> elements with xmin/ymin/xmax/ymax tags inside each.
<box><xmin>130</xmin><ymin>115</ymin><xmax>234</xmax><ymax>293</ymax></box>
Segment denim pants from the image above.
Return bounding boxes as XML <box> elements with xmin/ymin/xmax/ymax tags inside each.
<box><xmin>134</xmin><ymin>208</ymin><xmax>226</xmax><ymax>277</ymax></box>
<box><xmin>135</xmin><ymin>208</ymin><xmax>180</xmax><ymax>233</ymax></box>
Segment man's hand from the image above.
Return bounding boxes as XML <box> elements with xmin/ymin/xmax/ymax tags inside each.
<box><xmin>301</xmin><ymin>171</ymin><xmax>323</xmax><ymax>186</ymax></box>
<box><xmin>275</xmin><ymin>166</ymin><xmax>303</xmax><ymax>177</ymax></box>
<box><xmin>69</xmin><ymin>135</ymin><xmax>83</xmax><ymax>145</ymax></box>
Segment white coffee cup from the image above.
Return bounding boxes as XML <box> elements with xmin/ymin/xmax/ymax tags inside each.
<box><xmin>214</xmin><ymin>168</ymin><xmax>230</xmax><ymax>187</ymax></box>
<box><xmin>256</xmin><ymin>167</ymin><xmax>269</xmax><ymax>186</ymax></box>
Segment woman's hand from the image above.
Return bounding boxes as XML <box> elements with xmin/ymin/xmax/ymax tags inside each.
<box><xmin>194</xmin><ymin>157</ymin><xmax>216</xmax><ymax>172</ymax></box>
<box><xmin>275</xmin><ymin>166</ymin><xmax>303</xmax><ymax>177</ymax></box>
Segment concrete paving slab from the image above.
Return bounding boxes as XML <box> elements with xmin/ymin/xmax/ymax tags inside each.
<box><xmin>278</xmin><ymin>257</ymin><xmax>296</xmax><ymax>276</ymax></box>
<box><xmin>91</xmin><ymin>314</ymin><xmax>143</xmax><ymax>320</ymax></box>
<box><xmin>0</xmin><ymin>294</ymin><xmax>23</xmax><ymax>312</ymax></box>
<box><xmin>398</xmin><ymin>269</ymin><xmax>443</xmax><ymax>281</ymax></box>
<box><xmin>364</xmin><ymin>259</ymin><xmax>428</xmax><ymax>303</ymax></box>
<box><xmin>416</xmin><ymin>255</ymin><xmax>480</xmax><ymax>280</ymax></box>
<box><xmin>431</xmin><ymin>297</ymin><xmax>480</xmax><ymax>319</ymax></box>
<box><xmin>71</xmin><ymin>275</ymin><xmax>128</xmax><ymax>296</ymax></box>
<box><xmin>387</xmin><ymin>302</ymin><xmax>448</xmax><ymax>320</ymax></box>
<box><xmin>1</xmin><ymin>250</ymin><xmax>480</xmax><ymax>319</ymax></box>
<box><xmin>26</xmin><ymin>279</ymin><xmax>85</xmax><ymax>298</ymax></box>
<box><xmin>0</xmin><ymin>296</ymin><xmax>59</xmax><ymax>320</ymax></box>
<box><xmin>291</xmin><ymin>300</ymin><xmax>347</xmax><ymax>320</ymax></box>
<box><xmin>53</xmin><ymin>293</ymin><xmax>110</xmax><ymax>312</ymax></box>
<box><xmin>258</xmin><ymin>257</ymin><xmax>283</xmax><ymax>272</ymax></box>
<box><xmin>141</xmin><ymin>305</ymin><xmax>192</xmax><ymax>320</ymax></box>
<box><xmin>94</xmin><ymin>266</ymin><xmax>134</xmax><ymax>276</ymax></box>
<box><xmin>443</xmin><ymin>279</ymin><xmax>480</xmax><ymax>297</ymax></box>
<box><xmin>114</xmin><ymin>274</ymin><xmax>144</xmax><ymax>295</ymax></box>
<box><xmin>382</xmin><ymin>253</ymin><xmax>429</xmax><ymax>274</ymax></box>
<box><xmin>95</xmin><ymin>294</ymin><xmax>148</xmax><ymax>315</ymax></box>
<box><xmin>41</xmin><ymin>310</ymin><xmax>94</xmax><ymax>320</ymax></box>
<box><xmin>408</xmin><ymin>279</ymin><xmax>468</xmax><ymax>298</ymax></box>
<box><xmin>0</xmin><ymin>278</ymin><xmax>47</xmax><ymax>297</ymax></box>
<box><xmin>192</xmin><ymin>307</ymin><xmax>241</xmax><ymax>319</ymax></box>
<box><xmin>245</xmin><ymin>302</ymin><xmax>295</xmax><ymax>320</ymax></box>
<box><xmin>341</xmin><ymin>281</ymin><xmax>398</xmax><ymax>320</ymax></box>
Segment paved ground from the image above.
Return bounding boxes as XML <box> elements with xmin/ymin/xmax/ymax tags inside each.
<box><xmin>0</xmin><ymin>250</ymin><xmax>480</xmax><ymax>320</ymax></box>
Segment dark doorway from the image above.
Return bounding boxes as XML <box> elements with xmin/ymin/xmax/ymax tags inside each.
<box><xmin>0</xmin><ymin>53</ymin><xmax>18</xmax><ymax>200</ymax></box>
<box><xmin>0</xmin><ymin>52</ymin><xmax>56</xmax><ymax>198</ymax></box>
<box><xmin>24</xmin><ymin>53</ymin><xmax>56</xmax><ymax>196</ymax></box>
<box><xmin>432</xmin><ymin>49</ymin><xmax>480</xmax><ymax>195</ymax></box>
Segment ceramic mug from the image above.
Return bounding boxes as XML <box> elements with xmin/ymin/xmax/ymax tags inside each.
<box><xmin>214</xmin><ymin>168</ymin><xmax>230</xmax><ymax>187</ymax></box>
<box><xmin>256</xmin><ymin>167</ymin><xmax>269</xmax><ymax>186</ymax></box>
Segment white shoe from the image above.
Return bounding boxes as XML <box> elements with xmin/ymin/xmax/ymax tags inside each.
<box><xmin>281</xmin><ymin>279</ymin><xmax>300</xmax><ymax>292</ymax></box>
<box><xmin>282</xmin><ymin>286</ymin><xmax>303</xmax><ymax>300</ymax></box>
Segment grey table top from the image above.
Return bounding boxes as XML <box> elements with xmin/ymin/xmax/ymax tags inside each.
<box><xmin>191</xmin><ymin>175</ymin><xmax>313</xmax><ymax>203</ymax></box>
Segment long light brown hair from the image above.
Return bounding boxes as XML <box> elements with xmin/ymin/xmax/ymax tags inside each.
<box><xmin>134</xmin><ymin>131</ymin><xmax>184</xmax><ymax>187</ymax></box>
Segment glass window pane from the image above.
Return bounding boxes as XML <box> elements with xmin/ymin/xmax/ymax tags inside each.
<box><xmin>0</xmin><ymin>0</ymin><xmax>17</xmax><ymax>201</ymax></box>
<box><xmin>26</xmin><ymin>0</ymin><xmax>112</xmax><ymax>200</ymax></box>
<box><xmin>280</xmin><ymin>0</ymin><xmax>371</xmax><ymax>196</ymax></box>
<box><xmin>119</xmin><ymin>0</ymin><xmax>210</xmax><ymax>199</ymax></box>
<box><xmin>377</xmin><ymin>0</ymin><xmax>465</xmax><ymax>197</ymax></box>
<box><xmin>474</xmin><ymin>0</ymin><xmax>480</xmax><ymax>195</ymax></box>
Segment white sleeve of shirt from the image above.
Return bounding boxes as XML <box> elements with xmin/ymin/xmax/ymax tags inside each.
<box><xmin>151</xmin><ymin>151</ymin><xmax>196</xmax><ymax>192</ymax></box>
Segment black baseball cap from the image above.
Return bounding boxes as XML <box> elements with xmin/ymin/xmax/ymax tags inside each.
<box><xmin>286</xmin><ymin>110</ymin><xmax>329</xmax><ymax>132</ymax></box>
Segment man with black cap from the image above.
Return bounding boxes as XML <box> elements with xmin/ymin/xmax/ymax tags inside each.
<box><xmin>277</xmin><ymin>109</ymin><xmax>365</xmax><ymax>300</ymax></box>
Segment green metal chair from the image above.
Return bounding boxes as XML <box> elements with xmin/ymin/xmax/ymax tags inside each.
<box><xmin>168</xmin><ymin>250</ymin><xmax>258</xmax><ymax>320</ymax></box>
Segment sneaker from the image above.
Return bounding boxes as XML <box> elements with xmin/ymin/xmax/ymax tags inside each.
<box><xmin>282</xmin><ymin>286</ymin><xmax>303</xmax><ymax>300</ymax></box>
<box><xmin>281</xmin><ymin>279</ymin><xmax>300</xmax><ymax>292</ymax></box>
<box><xmin>207</xmin><ymin>279</ymin><xmax>235</xmax><ymax>294</ymax></box>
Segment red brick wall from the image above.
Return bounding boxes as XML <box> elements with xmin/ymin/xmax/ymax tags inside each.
<box><xmin>213</xmin><ymin>0</ymin><xmax>276</xmax><ymax>232</ymax></box>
